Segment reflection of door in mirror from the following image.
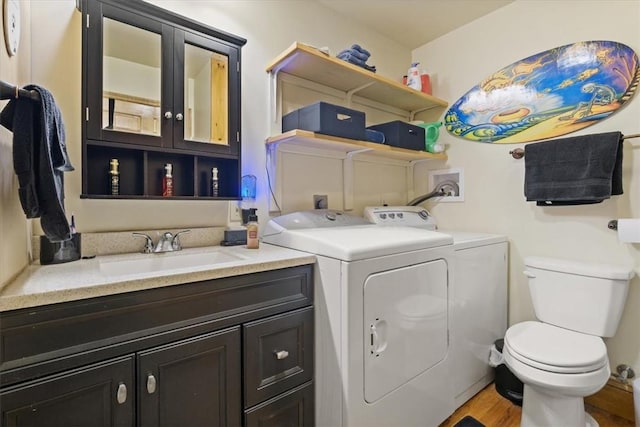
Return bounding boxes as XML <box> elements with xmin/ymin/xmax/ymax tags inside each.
<box><xmin>184</xmin><ymin>43</ymin><xmax>229</xmax><ymax>146</ymax></box>
<box><xmin>103</xmin><ymin>18</ymin><xmax>161</xmax><ymax>136</ymax></box>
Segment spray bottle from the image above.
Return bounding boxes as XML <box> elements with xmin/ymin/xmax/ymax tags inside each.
<box><xmin>407</xmin><ymin>62</ymin><xmax>422</xmax><ymax>91</ymax></box>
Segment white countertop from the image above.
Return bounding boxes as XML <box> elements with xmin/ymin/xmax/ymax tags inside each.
<box><xmin>0</xmin><ymin>245</ymin><xmax>316</xmax><ymax>312</ymax></box>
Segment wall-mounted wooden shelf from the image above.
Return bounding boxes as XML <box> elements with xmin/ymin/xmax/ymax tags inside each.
<box><xmin>266</xmin><ymin>42</ymin><xmax>448</xmax><ymax>115</ymax></box>
<box><xmin>266</xmin><ymin>130</ymin><xmax>447</xmax><ymax>161</ymax></box>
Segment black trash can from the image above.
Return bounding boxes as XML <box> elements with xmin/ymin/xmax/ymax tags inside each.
<box><xmin>493</xmin><ymin>339</ymin><xmax>523</xmax><ymax>406</ymax></box>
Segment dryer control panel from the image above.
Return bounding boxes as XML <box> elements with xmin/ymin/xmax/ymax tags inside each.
<box><xmin>363</xmin><ymin>206</ymin><xmax>437</xmax><ymax>230</ymax></box>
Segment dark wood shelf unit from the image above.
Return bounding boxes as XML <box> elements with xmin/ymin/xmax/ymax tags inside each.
<box><xmin>81</xmin><ymin>0</ymin><xmax>246</xmax><ymax>200</ymax></box>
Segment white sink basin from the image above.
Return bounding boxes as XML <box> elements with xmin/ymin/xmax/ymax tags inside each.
<box><xmin>99</xmin><ymin>250</ymin><xmax>244</xmax><ymax>276</ymax></box>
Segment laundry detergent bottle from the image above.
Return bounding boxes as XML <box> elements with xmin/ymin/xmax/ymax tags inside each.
<box><xmin>407</xmin><ymin>62</ymin><xmax>422</xmax><ymax>91</ymax></box>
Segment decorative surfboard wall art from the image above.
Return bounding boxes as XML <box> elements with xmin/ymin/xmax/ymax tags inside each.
<box><xmin>444</xmin><ymin>40</ymin><xmax>639</xmax><ymax>144</ymax></box>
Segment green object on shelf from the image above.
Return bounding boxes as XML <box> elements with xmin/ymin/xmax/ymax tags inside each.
<box><xmin>416</xmin><ymin>121</ymin><xmax>443</xmax><ymax>153</ymax></box>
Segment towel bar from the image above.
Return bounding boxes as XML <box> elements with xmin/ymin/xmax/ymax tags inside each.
<box><xmin>0</xmin><ymin>79</ymin><xmax>40</xmax><ymax>101</ymax></box>
<box><xmin>509</xmin><ymin>134</ymin><xmax>640</xmax><ymax>159</ymax></box>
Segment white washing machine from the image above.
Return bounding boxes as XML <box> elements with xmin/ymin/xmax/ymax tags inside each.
<box><xmin>263</xmin><ymin>210</ymin><xmax>456</xmax><ymax>427</ymax></box>
<box><xmin>364</xmin><ymin>206</ymin><xmax>508</xmax><ymax>408</ymax></box>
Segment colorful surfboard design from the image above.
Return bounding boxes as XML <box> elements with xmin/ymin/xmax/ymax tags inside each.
<box><xmin>444</xmin><ymin>41</ymin><xmax>639</xmax><ymax>143</ymax></box>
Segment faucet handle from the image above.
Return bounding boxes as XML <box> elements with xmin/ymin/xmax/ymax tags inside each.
<box><xmin>171</xmin><ymin>229</ymin><xmax>191</xmax><ymax>250</ymax></box>
<box><xmin>132</xmin><ymin>232</ymin><xmax>154</xmax><ymax>253</ymax></box>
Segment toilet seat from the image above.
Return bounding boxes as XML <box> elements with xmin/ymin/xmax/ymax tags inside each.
<box><xmin>505</xmin><ymin>321</ymin><xmax>607</xmax><ymax>374</ymax></box>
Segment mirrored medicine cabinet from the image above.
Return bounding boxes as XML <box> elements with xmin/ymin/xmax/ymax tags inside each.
<box><xmin>81</xmin><ymin>0</ymin><xmax>246</xmax><ymax>199</ymax></box>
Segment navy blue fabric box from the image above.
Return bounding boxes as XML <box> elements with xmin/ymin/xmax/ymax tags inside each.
<box><xmin>367</xmin><ymin>121</ymin><xmax>425</xmax><ymax>151</ymax></box>
<box><xmin>282</xmin><ymin>102</ymin><xmax>366</xmax><ymax>140</ymax></box>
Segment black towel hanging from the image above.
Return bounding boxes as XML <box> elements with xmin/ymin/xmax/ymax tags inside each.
<box><xmin>523</xmin><ymin>132</ymin><xmax>623</xmax><ymax>206</ymax></box>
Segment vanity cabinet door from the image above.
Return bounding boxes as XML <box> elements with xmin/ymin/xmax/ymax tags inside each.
<box><xmin>137</xmin><ymin>327</ymin><xmax>242</xmax><ymax>427</ymax></box>
<box><xmin>0</xmin><ymin>356</ymin><xmax>134</xmax><ymax>427</ymax></box>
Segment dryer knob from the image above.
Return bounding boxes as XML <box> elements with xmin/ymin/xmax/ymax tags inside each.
<box><xmin>418</xmin><ymin>210</ymin><xmax>429</xmax><ymax>220</ymax></box>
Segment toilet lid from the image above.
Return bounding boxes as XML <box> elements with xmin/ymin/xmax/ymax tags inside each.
<box><xmin>505</xmin><ymin>321</ymin><xmax>607</xmax><ymax>374</ymax></box>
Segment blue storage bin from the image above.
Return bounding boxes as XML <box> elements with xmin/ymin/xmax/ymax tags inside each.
<box><xmin>367</xmin><ymin>121</ymin><xmax>425</xmax><ymax>151</ymax></box>
<box><xmin>282</xmin><ymin>102</ymin><xmax>366</xmax><ymax>140</ymax></box>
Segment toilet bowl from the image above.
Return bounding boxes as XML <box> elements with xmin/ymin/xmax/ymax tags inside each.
<box><xmin>503</xmin><ymin>257</ymin><xmax>634</xmax><ymax>427</ymax></box>
<box><xmin>504</xmin><ymin>321</ymin><xmax>610</xmax><ymax>427</ymax></box>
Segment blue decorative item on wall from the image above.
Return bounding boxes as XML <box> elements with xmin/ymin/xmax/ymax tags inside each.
<box><xmin>444</xmin><ymin>40</ymin><xmax>639</xmax><ymax>143</ymax></box>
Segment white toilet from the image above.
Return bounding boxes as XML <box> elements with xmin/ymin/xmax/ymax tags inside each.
<box><xmin>503</xmin><ymin>256</ymin><xmax>634</xmax><ymax>427</ymax></box>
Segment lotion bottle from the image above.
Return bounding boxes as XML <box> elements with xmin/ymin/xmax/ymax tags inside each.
<box><xmin>407</xmin><ymin>62</ymin><xmax>422</xmax><ymax>91</ymax></box>
<box><xmin>211</xmin><ymin>167</ymin><xmax>219</xmax><ymax>197</ymax></box>
<box><xmin>109</xmin><ymin>158</ymin><xmax>120</xmax><ymax>196</ymax></box>
<box><xmin>246</xmin><ymin>208</ymin><xmax>259</xmax><ymax>249</ymax></box>
<box><xmin>162</xmin><ymin>163</ymin><xmax>173</xmax><ymax>197</ymax></box>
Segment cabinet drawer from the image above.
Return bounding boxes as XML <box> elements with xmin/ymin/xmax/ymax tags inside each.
<box><xmin>244</xmin><ymin>307</ymin><xmax>313</xmax><ymax>408</ymax></box>
<box><xmin>244</xmin><ymin>381</ymin><xmax>314</xmax><ymax>427</ymax></box>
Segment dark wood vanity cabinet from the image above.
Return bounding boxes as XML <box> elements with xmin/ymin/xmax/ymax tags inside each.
<box><xmin>0</xmin><ymin>265</ymin><xmax>314</xmax><ymax>427</ymax></box>
<box><xmin>0</xmin><ymin>356</ymin><xmax>135</xmax><ymax>427</ymax></box>
<box><xmin>81</xmin><ymin>0</ymin><xmax>246</xmax><ymax>199</ymax></box>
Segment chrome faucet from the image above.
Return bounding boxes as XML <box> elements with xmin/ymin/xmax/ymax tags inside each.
<box><xmin>132</xmin><ymin>230</ymin><xmax>191</xmax><ymax>253</ymax></box>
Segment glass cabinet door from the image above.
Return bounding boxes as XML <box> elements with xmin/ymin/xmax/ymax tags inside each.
<box><xmin>85</xmin><ymin>1</ymin><xmax>173</xmax><ymax>148</ymax></box>
<box><xmin>172</xmin><ymin>30</ymin><xmax>239</xmax><ymax>156</ymax></box>
<box><xmin>103</xmin><ymin>18</ymin><xmax>161</xmax><ymax>137</ymax></box>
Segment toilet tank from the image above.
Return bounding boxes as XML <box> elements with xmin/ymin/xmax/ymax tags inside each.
<box><xmin>524</xmin><ymin>256</ymin><xmax>634</xmax><ymax>337</ymax></box>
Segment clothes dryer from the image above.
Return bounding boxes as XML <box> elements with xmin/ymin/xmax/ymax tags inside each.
<box><xmin>263</xmin><ymin>210</ymin><xmax>455</xmax><ymax>427</ymax></box>
<box><xmin>364</xmin><ymin>206</ymin><xmax>508</xmax><ymax>408</ymax></box>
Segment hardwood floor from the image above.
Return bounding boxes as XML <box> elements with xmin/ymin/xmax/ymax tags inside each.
<box><xmin>439</xmin><ymin>383</ymin><xmax>634</xmax><ymax>427</ymax></box>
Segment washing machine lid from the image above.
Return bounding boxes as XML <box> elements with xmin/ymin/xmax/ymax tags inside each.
<box><xmin>263</xmin><ymin>210</ymin><xmax>452</xmax><ymax>260</ymax></box>
<box><xmin>505</xmin><ymin>321</ymin><xmax>607</xmax><ymax>373</ymax></box>
<box><xmin>438</xmin><ymin>231</ymin><xmax>507</xmax><ymax>250</ymax></box>
<box><xmin>263</xmin><ymin>224</ymin><xmax>452</xmax><ymax>261</ymax></box>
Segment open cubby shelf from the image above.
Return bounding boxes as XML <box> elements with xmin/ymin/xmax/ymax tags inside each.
<box><xmin>83</xmin><ymin>144</ymin><xmax>239</xmax><ymax>199</ymax></box>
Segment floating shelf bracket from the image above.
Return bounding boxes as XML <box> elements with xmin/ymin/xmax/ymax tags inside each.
<box><xmin>266</xmin><ymin>142</ymin><xmax>283</xmax><ymax>214</ymax></box>
<box><xmin>343</xmin><ymin>148</ymin><xmax>373</xmax><ymax>211</ymax></box>
<box><xmin>268</xmin><ymin>51</ymin><xmax>302</xmax><ymax>126</ymax></box>
<box><xmin>407</xmin><ymin>158</ymin><xmax>440</xmax><ymax>202</ymax></box>
<box><xmin>345</xmin><ymin>82</ymin><xmax>376</xmax><ymax>107</ymax></box>
<box><xmin>409</xmin><ymin>105</ymin><xmax>440</xmax><ymax>122</ymax></box>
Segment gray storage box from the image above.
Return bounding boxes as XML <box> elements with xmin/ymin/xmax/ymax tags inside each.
<box><xmin>282</xmin><ymin>102</ymin><xmax>366</xmax><ymax>140</ymax></box>
<box><xmin>367</xmin><ymin>121</ymin><xmax>425</xmax><ymax>151</ymax></box>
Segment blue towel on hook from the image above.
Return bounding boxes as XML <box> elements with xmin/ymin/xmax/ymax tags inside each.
<box><xmin>0</xmin><ymin>84</ymin><xmax>74</xmax><ymax>241</ymax></box>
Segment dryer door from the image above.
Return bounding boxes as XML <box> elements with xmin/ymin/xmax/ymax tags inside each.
<box><xmin>364</xmin><ymin>259</ymin><xmax>448</xmax><ymax>403</ymax></box>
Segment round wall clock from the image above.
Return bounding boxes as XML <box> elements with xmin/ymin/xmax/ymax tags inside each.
<box><xmin>3</xmin><ymin>0</ymin><xmax>21</xmax><ymax>56</ymax></box>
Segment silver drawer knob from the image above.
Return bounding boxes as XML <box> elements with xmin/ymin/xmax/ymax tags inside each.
<box><xmin>274</xmin><ymin>350</ymin><xmax>289</xmax><ymax>360</ymax></box>
<box><xmin>116</xmin><ymin>383</ymin><xmax>127</xmax><ymax>404</ymax></box>
<box><xmin>146</xmin><ymin>374</ymin><xmax>157</xmax><ymax>394</ymax></box>
<box><xmin>164</xmin><ymin>111</ymin><xmax>173</xmax><ymax>119</ymax></box>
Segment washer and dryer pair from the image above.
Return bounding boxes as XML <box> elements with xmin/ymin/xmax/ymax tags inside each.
<box><xmin>262</xmin><ymin>208</ymin><xmax>507</xmax><ymax>427</ymax></box>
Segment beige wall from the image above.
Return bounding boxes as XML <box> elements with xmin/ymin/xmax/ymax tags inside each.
<box><xmin>25</xmin><ymin>0</ymin><xmax>412</xmax><ymax>238</ymax></box>
<box><xmin>4</xmin><ymin>0</ymin><xmax>410</xmax><ymax>279</ymax></box>
<box><xmin>0</xmin><ymin>1</ymin><xmax>31</xmax><ymax>287</ymax></box>
<box><xmin>7</xmin><ymin>0</ymin><xmax>638</xmax><ymax>372</ymax></box>
<box><xmin>412</xmin><ymin>0</ymin><xmax>640</xmax><ymax>372</ymax></box>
